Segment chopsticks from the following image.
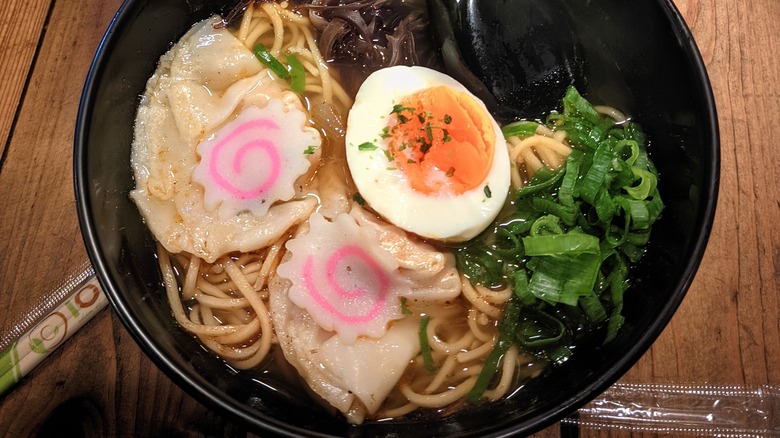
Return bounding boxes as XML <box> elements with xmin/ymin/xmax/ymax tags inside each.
<box><xmin>0</xmin><ymin>261</ymin><xmax>107</xmax><ymax>395</ymax></box>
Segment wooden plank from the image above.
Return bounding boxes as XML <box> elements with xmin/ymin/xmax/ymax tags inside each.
<box><xmin>0</xmin><ymin>0</ymin><xmax>53</xmax><ymax>162</ymax></box>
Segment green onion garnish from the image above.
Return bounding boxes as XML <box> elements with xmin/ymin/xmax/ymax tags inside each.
<box><xmin>400</xmin><ymin>297</ymin><xmax>412</xmax><ymax>315</ymax></box>
<box><xmin>467</xmin><ymin>299</ymin><xmax>520</xmax><ymax>403</ymax></box>
<box><xmin>391</xmin><ymin>104</ymin><xmax>414</xmax><ymax>114</ymax></box>
<box><xmin>253</xmin><ymin>44</ymin><xmax>289</xmax><ymax>80</ymax></box>
<box><xmin>502</xmin><ymin>120</ymin><xmax>539</xmax><ymax>139</ymax></box>
<box><xmin>419</xmin><ymin>317</ymin><xmax>436</xmax><ymax>373</ymax></box>
<box><xmin>286</xmin><ymin>54</ymin><xmax>305</xmax><ymax>94</ymax></box>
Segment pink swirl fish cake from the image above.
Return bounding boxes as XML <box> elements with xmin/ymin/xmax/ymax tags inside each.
<box><xmin>193</xmin><ymin>100</ymin><xmax>319</xmax><ymax>220</ymax></box>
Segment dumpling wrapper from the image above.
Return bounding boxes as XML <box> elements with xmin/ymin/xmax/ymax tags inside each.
<box><xmin>130</xmin><ymin>16</ymin><xmax>320</xmax><ymax>262</ymax></box>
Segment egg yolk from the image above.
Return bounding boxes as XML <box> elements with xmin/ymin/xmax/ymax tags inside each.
<box><xmin>386</xmin><ymin>86</ymin><xmax>495</xmax><ymax>196</ymax></box>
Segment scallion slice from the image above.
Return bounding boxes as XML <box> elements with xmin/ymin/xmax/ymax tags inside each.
<box><xmin>253</xmin><ymin>44</ymin><xmax>289</xmax><ymax>79</ymax></box>
<box><xmin>286</xmin><ymin>54</ymin><xmax>305</xmax><ymax>93</ymax></box>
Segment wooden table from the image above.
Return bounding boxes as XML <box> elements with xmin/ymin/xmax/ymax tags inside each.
<box><xmin>1</xmin><ymin>0</ymin><xmax>778</xmax><ymax>436</ymax></box>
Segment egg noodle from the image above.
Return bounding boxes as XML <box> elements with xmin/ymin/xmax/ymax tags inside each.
<box><xmin>159</xmin><ymin>240</ymin><xmax>285</xmax><ymax>370</ymax></box>
<box><xmin>157</xmin><ymin>1</ymin><xmax>555</xmax><ymax>422</ymax></box>
<box><xmin>236</xmin><ymin>1</ymin><xmax>352</xmax><ymax>108</ymax></box>
<box><xmin>506</xmin><ymin>125</ymin><xmax>573</xmax><ymax>188</ymax></box>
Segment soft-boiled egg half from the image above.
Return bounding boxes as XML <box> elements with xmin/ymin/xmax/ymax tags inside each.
<box><xmin>345</xmin><ymin>66</ymin><xmax>510</xmax><ymax>242</ymax></box>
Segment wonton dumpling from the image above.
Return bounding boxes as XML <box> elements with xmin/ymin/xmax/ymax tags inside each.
<box><xmin>130</xmin><ymin>16</ymin><xmax>321</xmax><ymax>262</ymax></box>
<box><xmin>270</xmin><ymin>208</ymin><xmax>461</xmax><ymax>423</ymax></box>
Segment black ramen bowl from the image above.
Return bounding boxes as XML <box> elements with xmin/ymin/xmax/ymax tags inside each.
<box><xmin>74</xmin><ymin>0</ymin><xmax>719</xmax><ymax>436</ymax></box>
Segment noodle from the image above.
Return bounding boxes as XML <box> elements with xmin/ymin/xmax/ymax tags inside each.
<box><xmin>400</xmin><ymin>376</ymin><xmax>479</xmax><ymax>408</ymax></box>
<box><xmin>482</xmin><ymin>346</ymin><xmax>519</xmax><ymax>400</ymax></box>
<box><xmin>456</xmin><ymin>338</ymin><xmax>495</xmax><ymax>363</ymax></box>
<box><xmin>159</xmin><ymin>244</ymin><xmax>247</xmax><ymax>337</ymax></box>
<box><xmin>160</xmin><ymin>233</ymin><xmax>288</xmax><ymax>370</ymax></box>
<box><xmin>506</xmin><ymin>126</ymin><xmax>574</xmax><ymax>188</ymax></box>
<box><xmin>595</xmin><ymin>105</ymin><xmax>628</xmax><ymax>123</ymax></box>
<box><xmin>467</xmin><ymin>308</ymin><xmax>496</xmax><ymax>343</ymax></box>
<box><xmin>461</xmin><ymin>274</ymin><xmax>504</xmax><ymax>319</ymax></box>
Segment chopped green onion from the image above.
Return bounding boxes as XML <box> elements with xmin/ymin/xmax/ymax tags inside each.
<box><xmin>558</xmin><ymin>150</ymin><xmax>582</xmax><ymax>206</ymax></box>
<box><xmin>516</xmin><ymin>307</ymin><xmax>566</xmax><ymax>348</ymax></box>
<box><xmin>526</xmin><ymin>251</ymin><xmax>601</xmax><ymax>306</ymax></box>
<box><xmin>502</xmin><ymin>120</ymin><xmax>539</xmax><ymax>139</ymax></box>
<box><xmin>419</xmin><ymin>317</ymin><xmax>436</xmax><ymax>373</ymax></box>
<box><xmin>522</xmin><ymin>233</ymin><xmax>600</xmax><ymax>256</ymax></box>
<box><xmin>530</xmin><ymin>197</ymin><xmax>578</xmax><ymax>227</ymax></box>
<box><xmin>455</xmin><ymin>246</ymin><xmax>503</xmax><ymax>287</ymax></box>
<box><xmin>467</xmin><ymin>299</ymin><xmax>520</xmax><ymax>403</ymax></box>
<box><xmin>391</xmin><ymin>104</ymin><xmax>414</xmax><ymax>114</ymax></box>
<box><xmin>529</xmin><ymin>215</ymin><xmax>564</xmax><ymax>236</ymax></box>
<box><xmin>625</xmin><ymin>167</ymin><xmax>657</xmax><ymax>200</ymax></box>
<box><xmin>579</xmin><ymin>143</ymin><xmax>614</xmax><ymax>204</ymax></box>
<box><xmin>286</xmin><ymin>54</ymin><xmax>305</xmax><ymax>94</ymax></box>
<box><xmin>513</xmin><ymin>270</ymin><xmax>534</xmax><ymax>305</ymax></box>
<box><xmin>253</xmin><ymin>44</ymin><xmax>289</xmax><ymax>79</ymax></box>
<box><xmin>400</xmin><ymin>297</ymin><xmax>412</xmax><ymax>315</ymax></box>
<box><xmin>563</xmin><ymin>87</ymin><xmax>601</xmax><ymax>126</ymax></box>
<box><xmin>517</xmin><ymin>167</ymin><xmax>564</xmax><ymax>198</ymax></box>
<box><xmin>579</xmin><ymin>290</ymin><xmax>607</xmax><ymax>323</ymax></box>
<box><xmin>303</xmin><ymin>145</ymin><xmax>317</xmax><ymax>155</ymax></box>
<box><xmin>547</xmin><ymin>345</ymin><xmax>573</xmax><ymax>364</ymax></box>
<box><xmin>490</xmin><ymin>227</ymin><xmax>523</xmax><ymax>258</ymax></box>
<box><xmin>358</xmin><ymin>142</ymin><xmax>377</xmax><ymax>151</ymax></box>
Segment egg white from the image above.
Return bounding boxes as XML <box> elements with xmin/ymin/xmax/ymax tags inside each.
<box><xmin>345</xmin><ymin>66</ymin><xmax>510</xmax><ymax>242</ymax></box>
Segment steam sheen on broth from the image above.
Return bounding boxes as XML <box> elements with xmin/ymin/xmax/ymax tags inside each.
<box><xmin>129</xmin><ymin>0</ymin><xmax>662</xmax><ymax>425</ymax></box>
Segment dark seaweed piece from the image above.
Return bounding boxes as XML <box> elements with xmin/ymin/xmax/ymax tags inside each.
<box><xmin>298</xmin><ymin>0</ymin><xmax>443</xmax><ymax>96</ymax></box>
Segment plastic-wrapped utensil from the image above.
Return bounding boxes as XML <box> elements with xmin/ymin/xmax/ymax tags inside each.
<box><xmin>0</xmin><ymin>261</ymin><xmax>107</xmax><ymax>395</ymax></box>
<box><xmin>567</xmin><ymin>382</ymin><xmax>780</xmax><ymax>436</ymax></box>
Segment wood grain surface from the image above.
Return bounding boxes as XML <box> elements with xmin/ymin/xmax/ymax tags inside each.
<box><xmin>1</xmin><ymin>0</ymin><xmax>778</xmax><ymax>436</ymax></box>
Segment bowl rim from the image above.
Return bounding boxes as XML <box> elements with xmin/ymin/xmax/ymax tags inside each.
<box><xmin>73</xmin><ymin>0</ymin><xmax>720</xmax><ymax>435</ymax></box>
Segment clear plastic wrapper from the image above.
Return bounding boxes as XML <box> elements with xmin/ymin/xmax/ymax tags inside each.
<box><xmin>566</xmin><ymin>382</ymin><xmax>780</xmax><ymax>436</ymax></box>
<box><xmin>0</xmin><ymin>260</ymin><xmax>95</xmax><ymax>352</ymax></box>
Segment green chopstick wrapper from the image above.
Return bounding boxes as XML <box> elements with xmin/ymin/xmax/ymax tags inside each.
<box><xmin>0</xmin><ymin>266</ymin><xmax>107</xmax><ymax>395</ymax></box>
